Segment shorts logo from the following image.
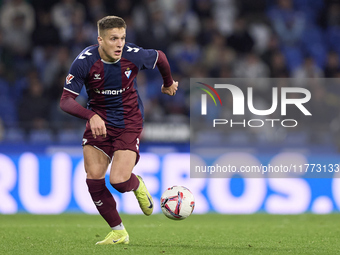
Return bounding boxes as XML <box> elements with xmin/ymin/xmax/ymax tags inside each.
<box><xmin>136</xmin><ymin>138</ymin><xmax>139</xmax><ymax>151</ymax></box>
<box><xmin>66</xmin><ymin>74</ymin><xmax>74</xmax><ymax>84</ymax></box>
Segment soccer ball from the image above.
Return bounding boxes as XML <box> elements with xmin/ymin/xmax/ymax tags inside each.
<box><xmin>160</xmin><ymin>186</ymin><xmax>195</xmax><ymax>220</ymax></box>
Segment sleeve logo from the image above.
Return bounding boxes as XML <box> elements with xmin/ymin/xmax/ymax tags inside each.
<box><xmin>126</xmin><ymin>45</ymin><xmax>140</xmax><ymax>53</ymax></box>
<box><xmin>78</xmin><ymin>49</ymin><xmax>92</xmax><ymax>59</ymax></box>
<box><xmin>66</xmin><ymin>74</ymin><xmax>74</xmax><ymax>84</ymax></box>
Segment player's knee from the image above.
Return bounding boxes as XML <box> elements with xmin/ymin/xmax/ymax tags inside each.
<box><xmin>110</xmin><ymin>176</ymin><xmax>129</xmax><ymax>186</ymax></box>
<box><xmin>86</xmin><ymin>172</ymin><xmax>105</xmax><ymax>180</ymax></box>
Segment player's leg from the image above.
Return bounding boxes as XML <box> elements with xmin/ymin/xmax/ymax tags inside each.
<box><xmin>109</xmin><ymin>149</ymin><xmax>139</xmax><ymax>186</ymax></box>
<box><xmin>84</xmin><ymin>145</ymin><xmax>129</xmax><ymax>245</ymax></box>
<box><xmin>110</xmin><ymin>149</ymin><xmax>154</xmax><ymax>216</ymax></box>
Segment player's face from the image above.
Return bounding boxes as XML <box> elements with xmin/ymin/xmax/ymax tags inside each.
<box><xmin>98</xmin><ymin>27</ymin><xmax>126</xmax><ymax>62</ymax></box>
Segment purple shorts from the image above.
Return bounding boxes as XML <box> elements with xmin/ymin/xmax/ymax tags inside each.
<box><xmin>82</xmin><ymin>122</ymin><xmax>142</xmax><ymax>164</ymax></box>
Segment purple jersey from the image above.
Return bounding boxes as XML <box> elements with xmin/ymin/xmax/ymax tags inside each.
<box><xmin>64</xmin><ymin>43</ymin><xmax>158</xmax><ymax>128</ymax></box>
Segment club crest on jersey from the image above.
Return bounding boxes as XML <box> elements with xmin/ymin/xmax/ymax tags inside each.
<box><xmin>66</xmin><ymin>74</ymin><xmax>74</xmax><ymax>84</ymax></box>
<box><xmin>124</xmin><ymin>68</ymin><xmax>132</xmax><ymax>79</ymax></box>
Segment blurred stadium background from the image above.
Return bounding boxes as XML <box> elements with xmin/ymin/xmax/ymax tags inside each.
<box><xmin>1</xmin><ymin>0</ymin><xmax>340</xmax><ymax>215</ymax></box>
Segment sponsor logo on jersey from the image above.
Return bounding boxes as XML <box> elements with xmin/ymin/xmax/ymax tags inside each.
<box><xmin>93</xmin><ymin>87</ymin><xmax>130</xmax><ymax>95</ymax></box>
<box><xmin>124</xmin><ymin>68</ymin><xmax>132</xmax><ymax>79</ymax></box>
<box><xmin>94</xmin><ymin>73</ymin><xmax>101</xmax><ymax>80</ymax></box>
<box><xmin>66</xmin><ymin>74</ymin><xmax>74</xmax><ymax>84</ymax></box>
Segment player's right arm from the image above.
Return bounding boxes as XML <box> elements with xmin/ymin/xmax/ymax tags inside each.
<box><xmin>60</xmin><ymin>91</ymin><xmax>106</xmax><ymax>139</ymax></box>
<box><xmin>59</xmin><ymin>56</ymin><xmax>106</xmax><ymax>138</ymax></box>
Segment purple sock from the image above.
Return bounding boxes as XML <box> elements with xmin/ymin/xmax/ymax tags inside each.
<box><xmin>86</xmin><ymin>178</ymin><xmax>122</xmax><ymax>228</ymax></box>
<box><xmin>111</xmin><ymin>173</ymin><xmax>140</xmax><ymax>193</ymax></box>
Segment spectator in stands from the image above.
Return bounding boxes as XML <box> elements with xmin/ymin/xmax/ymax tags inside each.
<box><xmin>32</xmin><ymin>10</ymin><xmax>61</xmax><ymax>75</ymax></box>
<box><xmin>203</xmin><ymin>32</ymin><xmax>227</xmax><ymax>70</ymax></box>
<box><xmin>51</xmin><ymin>0</ymin><xmax>86</xmax><ymax>43</ymax></box>
<box><xmin>136</xmin><ymin>6</ymin><xmax>169</xmax><ymax>52</ymax></box>
<box><xmin>169</xmin><ymin>33</ymin><xmax>201</xmax><ymax>76</ymax></box>
<box><xmin>18</xmin><ymin>76</ymin><xmax>50</xmax><ymax>135</ymax></box>
<box><xmin>324</xmin><ymin>51</ymin><xmax>340</xmax><ymax>78</ymax></box>
<box><xmin>43</xmin><ymin>46</ymin><xmax>72</xmax><ymax>88</ymax></box>
<box><xmin>68</xmin><ymin>7</ymin><xmax>98</xmax><ymax>56</ymax></box>
<box><xmin>167</xmin><ymin>0</ymin><xmax>200</xmax><ymax>37</ymax></box>
<box><xmin>109</xmin><ymin>0</ymin><xmax>134</xmax><ymax>19</ymax></box>
<box><xmin>325</xmin><ymin>3</ymin><xmax>340</xmax><ymax>27</ymax></box>
<box><xmin>269</xmin><ymin>51</ymin><xmax>289</xmax><ymax>77</ymax></box>
<box><xmin>0</xmin><ymin>0</ymin><xmax>35</xmax><ymax>75</ymax></box>
<box><xmin>85</xmin><ymin>0</ymin><xmax>107</xmax><ymax>23</ymax></box>
<box><xmin>293</xmin><ymin>56</ymin><xmax>324</xmax><ymax>81</ymax></box>
<box><xmin>261</xmin><ymin>34</ymin><xmax>281</xmax><ymax>67</ymax></box>
<box><xmin>33</xmin><ymin>10</ymin><xmax>60</xmax><ymax>48</ymax></box>
<box><xmin>0</xmin><ymin>29</ymin><xmax>14</xmax><ymax>80</ymax></box>
<box><xmin>233</xmin><ymin>52</ymin><xmax>270</xmax><ymax>78</ymax></box>
<box><xmin>268</xmin><ymin>0</ymin><xmax>306</xmax><ymax>46</ymax></box>
<box><xmin>227</xmin><ymin>16</ymin><xmax>255</xmax><ymax>55</ymax></box>
<box><xmin>212</xmin><ymin>0</ymin><xmax>237</xmax><ymax>35</ymax></box>
<box><xmin>0</xmin><ymin>0</ymin><xmax>35</xmax><ymax>37</ymax></box>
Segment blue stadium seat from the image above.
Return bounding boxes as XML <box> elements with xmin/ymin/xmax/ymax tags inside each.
<box><xmin>306</xmin><ymin>44</ymin><xmax>327</xmax><ymax>68</ymax></box>
<box><xmin>281</xmin><ymin>46</ymin><xmax>303</xmax><ymax>73</ymax></box>
<box><xmin>226</xmin><ymin>131</ymin><xmax>251</xmax><ymax>145</ymax></box>
<box><xmin>0</xmin><ymin>95</ymin><xmax>18</xmax><ymax>127</ymax></box>
<box><xmin>326</xmin><ymin>26</ymin><xmax>340</xmax><ymax>55</ymax></box>
<box><xmin>301</xmin><ymin>25</ymin><xmax>325</xmax><ymax>49</ymax></box>
<box><xmin>57</xmin><ymin>129</ymin><xmax>83</xmax><ymax>144</ymax></box>
<box><xmin>195</xmin><ymin>130</ymin><xmax>225</xmax><ymax>146</ymax></box>
<box><xmin>12</xmin><ymin>77</ymin><xmax>29</xmax><ymax>103</ymax></box>
<box><xmin>4</xmin><ymin>128</ymin><xmax>25</xmax><ymax>142</ymax></box>
<box><xmin>281</xmin><ymin>131</ymin><xmax>308</xmax><ymax>146</ymax></box>
<box><xmin>0</xmin><ymin>78</ymin><xmax>10</xmax><ymax>96</ymax></box>
<box><xmin>294</xmin><ymin>0</ymin><xmax>324</xmax><ymax>24</ymax></box>
<box><xmin>301</xmin><ymin>25</ymin><xmax>327</xmax><ymax>67</ymax></box>
<box><xmin>29</xmin><ymin>129</ymin><xmax>54</xmax><ymax>144</ymax></box>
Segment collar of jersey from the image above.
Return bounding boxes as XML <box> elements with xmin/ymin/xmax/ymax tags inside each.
<box><xmin>101</xmin><ymin>58</ymin><xmax>121</xmax><ymax>64</ymax></box>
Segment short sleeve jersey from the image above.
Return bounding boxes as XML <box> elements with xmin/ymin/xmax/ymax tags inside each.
<box><xmin>64</xmin><ymin>43</ymin><xmax>158</xmax><ymax>128</ymax></box>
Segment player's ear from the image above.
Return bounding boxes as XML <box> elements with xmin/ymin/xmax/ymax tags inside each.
<box><xmin>98</xmin><ymin>37</ymin><xmax>103</xmax><ymax>46</ymax></box>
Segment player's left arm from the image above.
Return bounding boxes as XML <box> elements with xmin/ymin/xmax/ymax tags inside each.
<box><xmin>156</xmin><ymin>50</ymin><xmax>178</xmax><ymax>96</ymax></box>
<box><xmin>131</xmin><ymin>44</ymin><xmax>178</xmax><ymax>96</ymax></box>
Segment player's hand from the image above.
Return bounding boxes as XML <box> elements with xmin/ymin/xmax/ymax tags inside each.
<box><xmin>161</xmin><ymin>81</ymin><xmax>178</xmax><ymax>96</ymax></box>
<box><xmin>89</xmin><ymin>114</ymin><xmax>107</xmax><ymax>139</ymax></box>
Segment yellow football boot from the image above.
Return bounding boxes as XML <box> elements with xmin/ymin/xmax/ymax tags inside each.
<box><xmin>133</xmin><ymin>175</ymin><xmax>154</xmax><ymax>216</ymax></box>
<box><xmin>95</xmin><ymin>229</ymin><xmax>129</xmax><ymax>245</ymax></box>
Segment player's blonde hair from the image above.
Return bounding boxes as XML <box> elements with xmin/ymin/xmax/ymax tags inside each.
<box><xmin>97</xmin><ymin>16</ymin><xmax>126</xmax><ymax>36</ymax></box>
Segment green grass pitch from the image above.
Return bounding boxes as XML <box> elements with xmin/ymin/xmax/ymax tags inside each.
<box><xmin>1</xmin><ymin>214</ymin><xmax>340</xmax><ymax>255</ymax></box>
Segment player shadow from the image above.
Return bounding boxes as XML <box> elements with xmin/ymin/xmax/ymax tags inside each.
<box><xmin>131</xmin><ymin>243</ymin><xmax>228</xmax><ymax>250</ymax></box>
<box><xmin>130</xmin><ymin>243</ymin><xmax>305</xmax><ymax>254</ymax></box>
